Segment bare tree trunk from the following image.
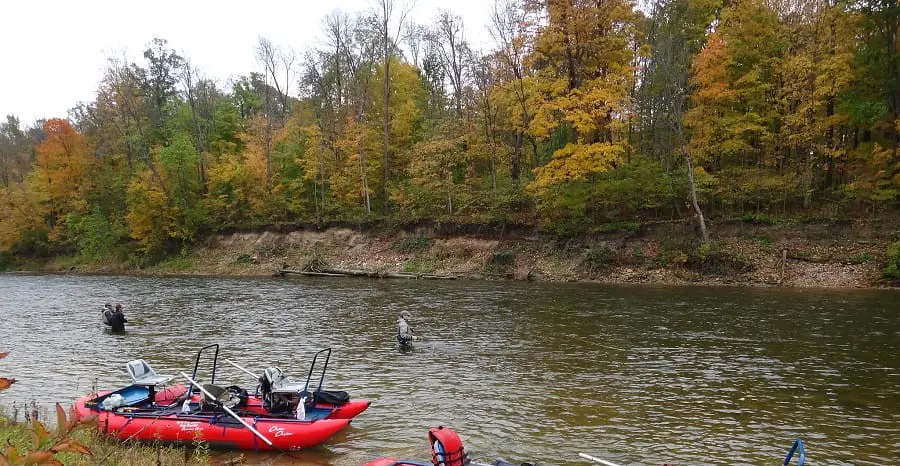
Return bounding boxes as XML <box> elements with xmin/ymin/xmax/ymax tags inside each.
<box><xmin>182</xmin><ymin>62</ymin><xmax>207</xmax><ymax>192</ymax></box>
<box><xmin>683</xmin><ymin>151</ymin><xmax>709</xmax><ymax>243</ymax></box>
<box><xmin>381</xmin><ymin>1</ymin><xmax>391</xmax><ymax>215</ymax></box>
<box><xmin>360</xmin><ymin>134</ymin><xmax>371</xmax><ymax>214</ymax></box>
<box><xmin>377</xmin><ymin>0</ymin><xmax>412</xmax><ymax>214</ymax></box>
<box><xmin>265</xmin><ymin>97</ymin><xmax>272</xmax><ymax>191</ymax></box>
<box><xmin>512</xmin><ymin>131</ymin><xmax>523</xmax><ymax>181</ymax></box>
<box><xmin>487</xmin><ymin>116</ymin><xmax>498</xmax><ymax>191</ymax></box>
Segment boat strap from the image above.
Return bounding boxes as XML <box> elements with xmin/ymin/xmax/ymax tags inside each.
<box><xmin>252</xmin><ymin>417</ymin><xmax>260</xmax><ymax>451</ymax></box>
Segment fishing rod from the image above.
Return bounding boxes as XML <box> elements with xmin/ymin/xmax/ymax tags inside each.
<box><xmin>579</xmin><ymin>452</ymin><xmax>625</xmax><ymax>466</ymax></box>
<box><xmin>179</xmin><ymin>372</ymin><xmax>273</xmax><ymax>447</ymax></box>
<box><xmin>224</xmin><ymin>359</ymin><xmax>259</xmax><ymax>379</ymax></box>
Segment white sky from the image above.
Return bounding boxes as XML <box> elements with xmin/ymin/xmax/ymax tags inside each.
<box><xmin>0</xmin><ymin>0</ymin><xmax>498</xmax><ymax>125</ymax></box>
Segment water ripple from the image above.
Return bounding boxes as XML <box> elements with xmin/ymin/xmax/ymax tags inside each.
<box><xmin>0</xmin><ymin>275</ymin><xmax>897</xmax><ymax>465</ymax></box>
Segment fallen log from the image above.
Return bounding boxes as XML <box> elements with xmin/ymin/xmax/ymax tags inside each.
<box><xmin>278</xmin><ymin>268</ymin><xmax>457</xmax><ymax>280</ymax></box>
<box><xmin>321</xmin><ymin>267</ymin><xmax>381</xmax><ymax>277</ymax></box>
<box><xmin>381</xmin><ymin>272</ymin><xmax>457</xmax><ymax>280</ymax></box>
<box><xmin>278</xmin><ymin>269</ymin><xmax>349</xmax><ymax>277</ymax></box>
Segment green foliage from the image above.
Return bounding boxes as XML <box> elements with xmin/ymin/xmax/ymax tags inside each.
<box><xmin>254</xmin><ymin>243</ymin><xmax>288</xmax><ymax>258</ymax></box>
<box><xmin>66</xmin><ymin>208</ymin><xmax>127</xmax><ymax>260</ymax></box>
<box><xmin>594</xmin><ymin>221</ymin><xmax>642</xmax><ymax>233</ymax></box>
<box><xmin>484</xmin><ymin>250</ymin><xmax>516</xmax><ymax>276</ymax></box>
<box><xmin>685</xmin><ymin>241</ymin><xmax>751</xmax><ymax>276</ymax></box>
<box><xmin>393</xmin><ymin>235</ymin><xmax>432</xmax><ymax>253</ymax></box>
<box><xmin>654</xmin><ymin>243</ymin><xmax>689</xmax><ymax>268</ymax></box>
<box><xmin>403</xmin><ymin>255</ymin><xmax>439</xmax><ymax>273</ymax></box>
<box><xmin>741</xmin><ymin>213</ymin><xmax>782</xmax><ymax>225</ymax></box>
<box><xmin>0</xmin><ymin>370</ymin><xmax>94</xmax><ymax>466</ymax></box>
<box><xmin>883</xmin><ymin>241</ymin><xmax>900</xmax><ymax>280</ymax></box>
<box><xmin>0</xmin><ymin>251</ymin><xmax>12</xmax><ymax>271</ymax></box>
<box><xmin>1</xmin><ymin>0</ymin><xmax>899</xmax><ymax>269</ymax></box>
<box><xmin>9</xmin><ymin>229</ymin><xmax>53</xmax><ymax>258</ymax></box>
<box><xmin>537</xmin><ymin>158</ymin><xmax>684</xmax><ymax>235</ymax></box>
<box><xmin>846</xmin><ymin>251</ymin><xmax>873</xmax><ymax>264</ymax></box>
<box><xmin>535</xmin><ymin>182</ymin><xmax>594</xmax><ymax>236</ymax></box>
<box><xmin>581</xmin><ymin>247</ymin><xmax>616</xmax><ymax>274</ymax></box>
<box><xmin>751</xmin><ymin>234</ymin><xmax>773</xmax><ymax>247</ymax></box>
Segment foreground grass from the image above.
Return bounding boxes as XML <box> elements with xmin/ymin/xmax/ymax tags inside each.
<box><xmin>0</xmin><ymin>414</ymin><xmax>243</xmax><ymax>466</ymax></box>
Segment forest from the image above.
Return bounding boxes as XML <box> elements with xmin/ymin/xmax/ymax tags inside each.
<box><xmin>0</xmin><ymin>0</ymin><xmax>897</xmax><ymax>266</ymax></box>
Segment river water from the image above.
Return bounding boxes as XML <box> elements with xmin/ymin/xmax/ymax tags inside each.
<box><xmin>0</xmin><ymin>274</ymin><xmax>897</xmax><ymax>465</ymax></box>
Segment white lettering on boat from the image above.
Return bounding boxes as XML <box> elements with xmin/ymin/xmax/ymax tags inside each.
<box><xmin>176</xmin><ymin>421</ymin><xmax>202</xmax><ymax>432</ymax></box>
<box><xmin>268</xmin><ymin>426</ymin><xmax>294</xmax><ymax>437</ymax></box>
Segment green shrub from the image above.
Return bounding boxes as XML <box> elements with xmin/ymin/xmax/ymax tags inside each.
<box><xmin>0</xmin><ymin>252</ymin><xmax>13</xmax><ymax>271</ymax></box>
<box><xmin>884</xmin><ymin>241</ymin><xmax>900</xmax><ymax>280</ymax></box>
<box><xmin>66</xmin><ymin>208</ymin><xmax>128</xmax><ymax>261</ymax></box>
<box><xmin>393</xmin><ymin>236</ymin><xmax>432</xmax><ymax>254</ymax></box>
<box><xmin>685</xmin><ymin>241</ymin><xmax>751</xmax><ymax>276</ymax></box>
<box><xmin>654</xmin><ymin>244</ymin><xmax>689</xmax><ymax>267</ymax></box>
<box><xmin>152</xmin><ymin>254</ymin><xmax>195</xmax><ymax>272</ymax></box>
<box><xmin>581</xmin><ymin>247</ymin><xmax>616</xmax><ymax>274</ymax></box>
<box><xmin>9</xmin><ymin>229</ymin><xmax>53</xmax><ymax>258</ymax></box>
<box><xmin>741</xmin><ymin>213</ymin><xmax>781</xmax><ymax>225</ymax></box>
<box><xmin>846</xmin><ymin>252</ymin><xmax>873</xmax><ymax>264</ymax></box>
<box><xmin>594</xmin><ymin>221</ymin><xmax>642</xmax><ymax>233</ymax></box>
<box><xmin>403</xmin><ymin>255</ymin><xmax>439</xmax><ymax>273</ymax></box>
<box><xmin>254</xmin><ymin>243</ymin><xmax>287</xmax><ymax>258</ymax></box>
<box><xmin>751</xmin><ymin>235</ymin><xmax>773</xmax><ymax>247</ymax></box>
<box><xmin>484</xmin><ymin>250</ymin><xmax>516</xmax><ymax>276</ymax></box>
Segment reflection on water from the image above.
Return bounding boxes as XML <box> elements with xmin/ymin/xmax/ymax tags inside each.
<box><xmin>0</xmin><ymin>274</ymin><xmax>898</xmax><ymax>465</ymax></box>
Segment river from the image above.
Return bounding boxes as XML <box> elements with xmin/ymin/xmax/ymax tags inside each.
<box><xmin>0</xmin><ymin>274</ymin><xmax>897</xmax><ymax>465</ymax></box>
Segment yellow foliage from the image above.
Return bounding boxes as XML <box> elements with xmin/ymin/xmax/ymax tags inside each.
<box><xmin>27</xmin><ymin>119</ymin><xmax>96</xmax><ymax>240</ymax></box>
<box><xmin>524</xmin><ymin>0</ymin><xmax>637</xmax><ymax>188</ymax></box>
<box><xmin>125</xmin><ymin>169</ymin><xmax>173</xmax><ymax>253</ymax></box>
<box><xmin>33</xmin><ymin>119</ymin><xmax>95</xmax><ymax>214</ymax></box>
<box><xmin>531</xmin><ymin>142</ymin><xmax>626</xmax><ymax>190</ymax></box>
<box><xmin>206</xmin><ymin>152</ymin><xmax>262</xmax><ymax>225</ymax></box>
<box><xmin>0</xmin><ymin>183</ymin><xmax>46</xmax><ymax>251</ymax></box>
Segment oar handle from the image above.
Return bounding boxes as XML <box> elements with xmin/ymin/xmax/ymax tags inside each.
<box><xmin>579</xmin><ymin>453</ymin><xmax>625</xmax><ymax>466</ymax></box>
<box><xmin>224</xmin><ymin>359</ymin><xmax>260</xmax><ymax>379</ymax></box>
<box><xmin>179</xmin><ymin>372</ymin><xmax>273</xmax><ymax>447</ymax></box>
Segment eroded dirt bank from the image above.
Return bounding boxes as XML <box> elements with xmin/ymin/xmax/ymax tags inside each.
<box><xmin>118</xmin><ymin>219</ymin><xmax>900</xmax><ymax>288</ymax></box>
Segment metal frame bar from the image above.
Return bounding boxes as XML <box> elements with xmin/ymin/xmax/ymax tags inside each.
<box><xmin>191</xmin><ymin>344</ymin><xmax>220</xmax><ymax>388</ymax></box>
<box><xmin>303</xmin><ymin>348</ymin><xmax>332</xmax><ymax>394</ymax></box>
<box><xmin>783</xmin><ymin>439</ymin><xmax>805</xmax><ymax>466</ymax></box>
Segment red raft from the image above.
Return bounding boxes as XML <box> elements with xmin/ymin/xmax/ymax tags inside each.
<box><xmin>364</xmin><ymin>426</ymin><xmax>530</xmax><ymax>466</ymax></box>
<box><xmin>74</xmin><ymin>384</ymin><xmax>353</xmax><ymax>451</ymax></box>
<box><xmin>75</xmin><ymin>345</ymin><xmax>370</xmax><ymax>451</ymax></box>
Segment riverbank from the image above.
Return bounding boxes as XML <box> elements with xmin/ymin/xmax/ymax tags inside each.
<box><xmin>16</xmin><ymin>218</ymin><xmax>899</xmax><ymax>289</ymax></box>
<box><xmin>0</xmin><ymin>410</ymin><xmax>225</xmax><ymax>466</ymax></box>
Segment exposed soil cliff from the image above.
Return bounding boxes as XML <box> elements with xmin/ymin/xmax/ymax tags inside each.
<box><xmin>98</xmin><ymin>219</ymin><xmax>899</xmax><ymax>288</ymax></box>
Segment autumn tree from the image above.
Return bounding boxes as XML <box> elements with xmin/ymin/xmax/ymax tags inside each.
<box><xmin>0</xmin><ymin>116</ymin><xmax>43</xmax><ymax>188</ymax></box>
<box><xmin>375</xmin><ymin>0</ymin><xmax>413</xmax><ymax>213</ymax></box>
<box><xmin>490</xmin><ymin>0</ymin><xmax>535</xmax><ymax>182</ymax></box>
<box><xmin>527</xmin><ymin>0</ymin><xmax>638</xmax><ymax>189</ymax></box>
<box><xmin>32</xmin><ymin>119</ymin><xmax>96</xmax><ymax>236</ymax></box>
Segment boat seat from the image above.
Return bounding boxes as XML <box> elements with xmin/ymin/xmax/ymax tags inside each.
<box><xmin>126</xmin><ymin>359</ymin><xmax>173</xmax><ymax>386</ymax></box>
<box><xmin>271</xmin><ymin>379</ymin><xmax>308</xmax><ymax>394</ymax></box>
<box><xmin>263</xmin><ymin>366</ymin><xmax>308</xmax><ymax>394</ymax></box>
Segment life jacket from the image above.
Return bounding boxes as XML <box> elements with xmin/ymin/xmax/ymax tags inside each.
<box><xmin>428</xmin><ymin>426</ymin><xmax>468</xmax><ymax>466</ymax></box>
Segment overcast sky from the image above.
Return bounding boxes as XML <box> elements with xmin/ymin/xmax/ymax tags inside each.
<box><xmin>0</xmin><ymin>0</ymin><xmax>498</xmax><ymax>125</ymax></box>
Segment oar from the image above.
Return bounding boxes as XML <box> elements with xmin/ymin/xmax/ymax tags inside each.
<box><xmin>225</xmin><ymin>359</ymin><xmax>260</xmax><ymax>379</ymax></box>
<box><xmin>579</xmin><ymin>453</ymin><xmax>625</xmax><ymax>466</ymax></box>
<box><xmin>178</xmin><ymin>372</ymin><xmax>273</xmax><ymax>447</ymax></box>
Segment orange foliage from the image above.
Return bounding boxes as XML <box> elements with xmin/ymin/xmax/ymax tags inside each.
<box><xmin>0</xmin><ymin>351</ymin><xmax>94</xmax><ymax>466</ymax></box>
<box><xmin>33</xmin><ymin>119</ymin><xmax>95</xmax><ymax>215</ymax></box>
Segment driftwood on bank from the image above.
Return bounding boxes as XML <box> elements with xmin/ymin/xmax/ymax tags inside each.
<box><xmin>278</xmin><ymin>266</ymin><xmax>457</xmax><ymax>280</ymax></box>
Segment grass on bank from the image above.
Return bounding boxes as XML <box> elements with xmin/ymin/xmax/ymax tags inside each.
<box><xmin>0</xmin><ymin>411</ymin><xmax>234</xmax><ymax>466</ymax></box>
